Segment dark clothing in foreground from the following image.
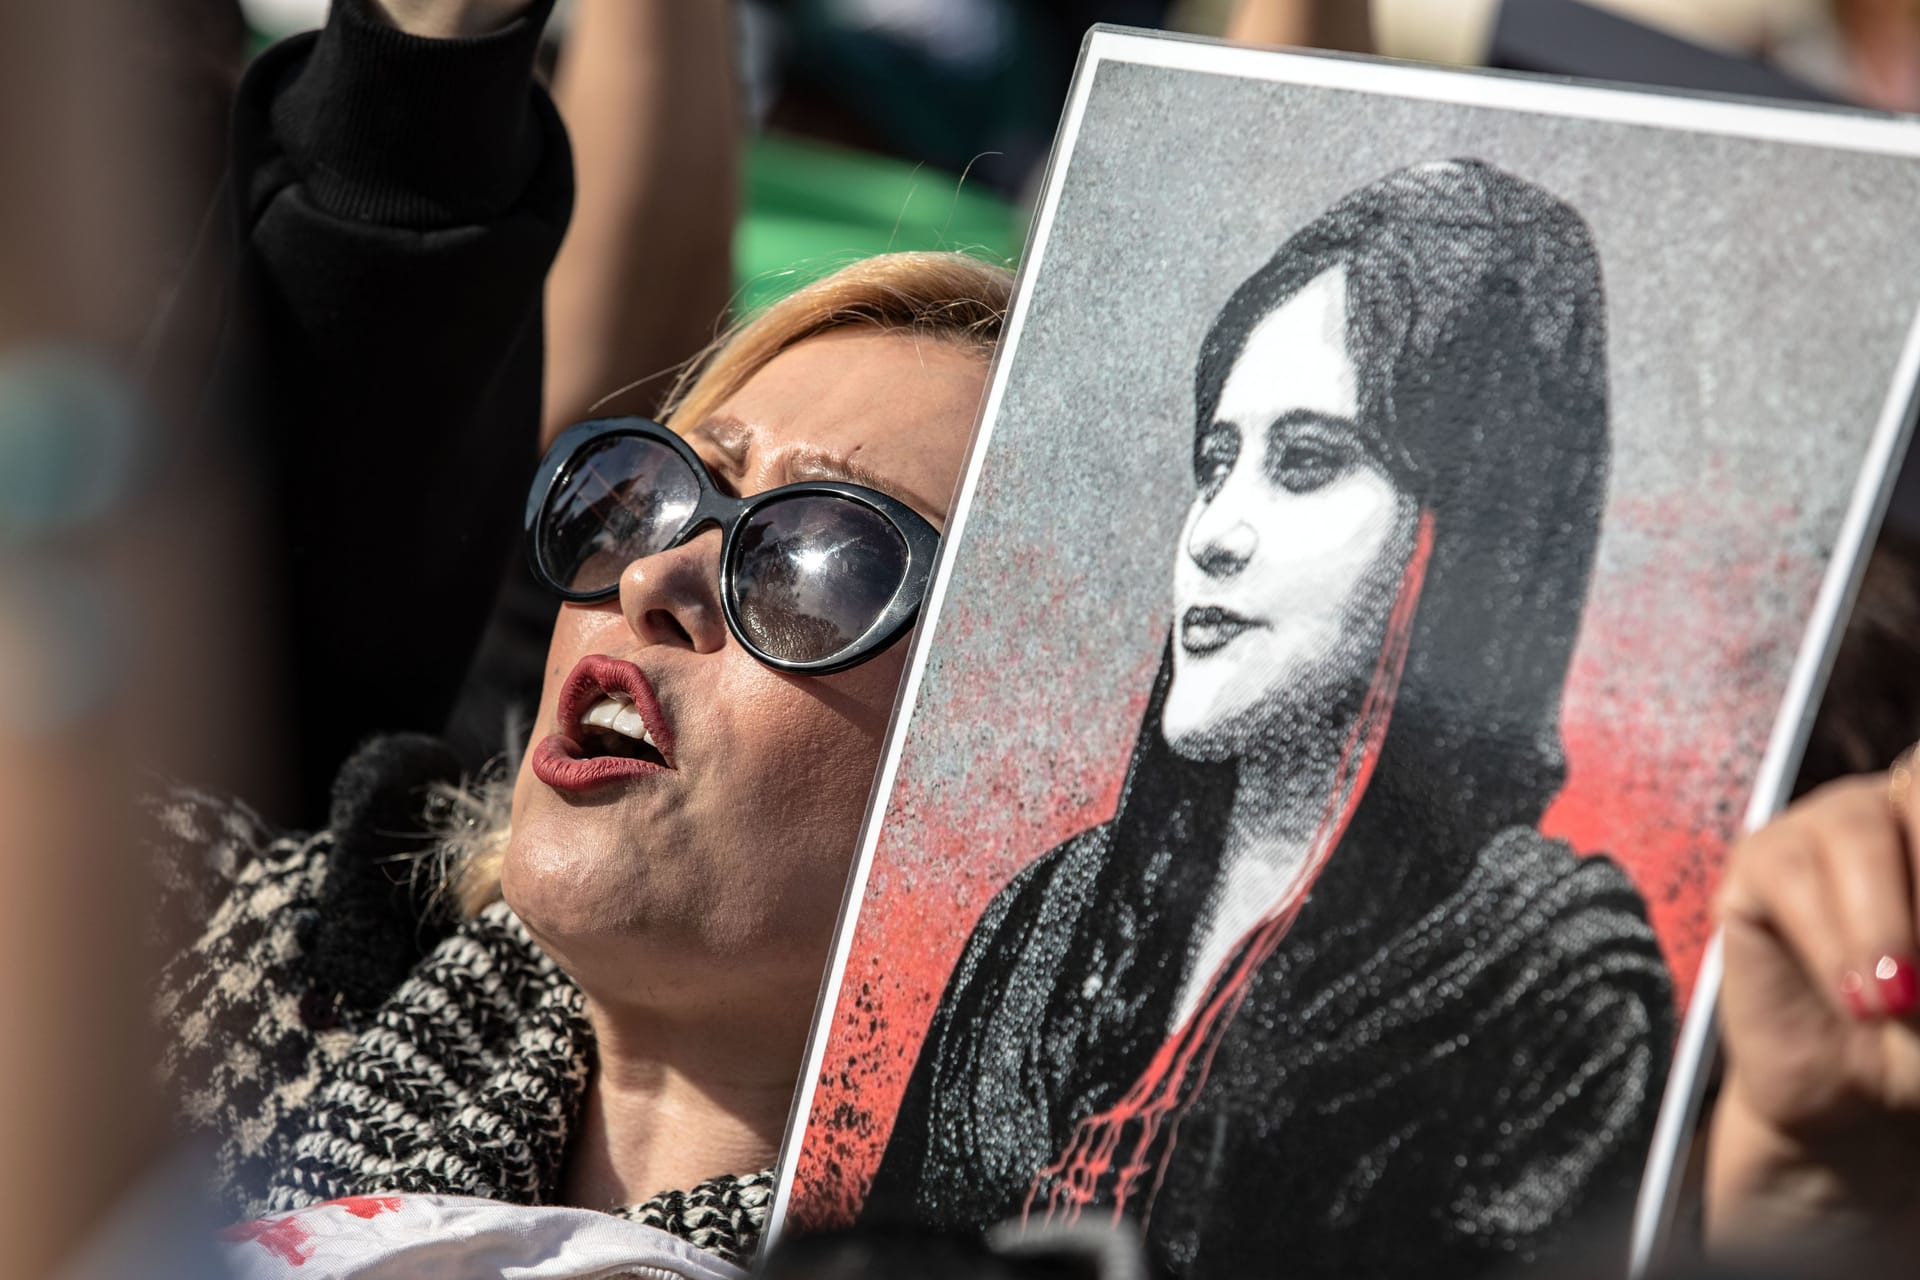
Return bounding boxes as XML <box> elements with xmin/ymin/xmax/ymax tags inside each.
<box><xmin>223</xmin><ymin>0</ymin><xmax>566</xmax><ymax>822</ymax></box>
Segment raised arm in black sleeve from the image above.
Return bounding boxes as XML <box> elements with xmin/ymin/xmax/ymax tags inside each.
<box><xmin>225</xmin><ymin>0</ymin><xmax>570</xmax><ymax>822</ymax></box>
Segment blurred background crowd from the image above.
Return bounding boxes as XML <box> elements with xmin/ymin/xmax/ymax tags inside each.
<box><xmin>4</xmin><ymin>1</ymin><xmax>1920</xmax><ymax>1276</ymax></box>
<box><xmin>227</xmin><ymin>0</ymin><xmax>1920</xmax><ymax>300</ymax></box>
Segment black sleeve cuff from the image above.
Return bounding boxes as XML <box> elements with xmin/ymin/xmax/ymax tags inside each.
<box><xmin>264</xmin><ymin>0</ymin><xmax>559</xmax><ymax>227</ymax></box>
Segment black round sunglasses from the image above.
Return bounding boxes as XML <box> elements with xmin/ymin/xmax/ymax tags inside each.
<box><xmin>525</xmin><ymin>418</ymin><xmax>941</xmax><ymax>675</ymax></box>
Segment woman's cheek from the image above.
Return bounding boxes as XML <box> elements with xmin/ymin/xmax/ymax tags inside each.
<box><xmin>1274</xmin><ymin>473</ymin><xmax>1398</xmax><ymax>560</ymax></box>
<box><xmin>720</xmin><ymin>664</ymin><xmax>892</xmax><ymax>806</ymax></box>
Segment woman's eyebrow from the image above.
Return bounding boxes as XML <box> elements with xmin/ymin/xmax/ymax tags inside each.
<box><xmin>687</xmin><ymin>414</ymin><xmax>753</xmax><ymax>475</ymax></box>
<box><xmin>785</xmin><ymin>447</ymin><xmax>948</xmax><ymax>527</ymax></box>
<box><xmin>1263</xmin><ymin>407</ymin><xmax>1357</xmax><ymax>439</ymax></box>
<box><xmin>689</xmin><ymin>414</ymin><xmax>946</xmax><ymax>525</ymax></box>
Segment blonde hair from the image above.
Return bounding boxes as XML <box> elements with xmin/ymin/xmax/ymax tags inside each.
<box><xmin>433</xmin><ymin>251</ymin><xmax>1014</xmax><ymax>918</ymax></box>
<box><xmin>661</xmin><ymin>250</ymin><xmax>1011</xmax><ymax>428</ymax></box>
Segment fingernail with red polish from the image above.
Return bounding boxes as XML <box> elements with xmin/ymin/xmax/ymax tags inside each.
<box><xmin>1875</xmin><ymin>955</ymin><xmax>1919</xmax><ymax>1018</ymax></box>
<box><xmin>1841</xmin><ymin>969</ymin><xmax>1874</xmax><ymax>1020</ymax></box>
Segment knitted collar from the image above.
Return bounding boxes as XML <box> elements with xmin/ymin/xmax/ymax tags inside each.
<box><xmin>271</xmin><ymin>901</ymin><xmax>772</xmax><ymax>1268</ymax></box>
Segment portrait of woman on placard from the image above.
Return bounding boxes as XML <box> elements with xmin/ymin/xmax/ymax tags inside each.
<box><xmin>862</xmin><ymin>159</ymin><xmax>1676</xmax><ymax>1279</ymax></box>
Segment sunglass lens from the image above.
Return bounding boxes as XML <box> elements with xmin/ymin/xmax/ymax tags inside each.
<box><xmin>731</xmin><ymin>495</ymin><xmax>910</xmax><ymax>666</ymax></box>
<box><xmin>539</xmin><ymin>435</ymin><xmax>701</xmax><ymax>596</ymax></box>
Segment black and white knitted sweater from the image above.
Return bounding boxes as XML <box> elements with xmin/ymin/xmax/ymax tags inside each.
<box><xmin>150</xmin><ymin>736</ymin><xmax>772</xmax><ymax>1269</ymax></box>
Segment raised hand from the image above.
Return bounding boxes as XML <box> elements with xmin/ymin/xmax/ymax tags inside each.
<box><xmin>1709</xmin><ymin>762</ymin><xmax>1920</xmax><ymax>1250</ymax></box>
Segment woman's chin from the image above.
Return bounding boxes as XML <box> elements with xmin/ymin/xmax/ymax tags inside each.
<box><xmin>499</xmin><ymin>832</ymin><xmax>646</xmax><ymax>941</ymax></box>
<box><xmin>1162</xmin><ymin>681</ymin><xmax>1254</xmax><ymax>761</ymax></box>
<box><xmin>1162</xmin><ymin>716</ymin><xmax>1239</xmax><ymax>763</ymax></box>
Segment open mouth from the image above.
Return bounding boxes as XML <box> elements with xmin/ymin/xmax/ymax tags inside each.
<box><xmin>532</xmin><ymin>655</ymin><xmax>679</xmax><ymax>792</ymax></box>
<box><xmin>575</xmin><ymin>694</ymin><xmax>670</xmax><ymax>768</ymax></box>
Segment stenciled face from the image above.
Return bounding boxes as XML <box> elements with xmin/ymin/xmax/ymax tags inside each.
<box><xmin>504</xmin><ymin>328</ymin><xmax>984</xmax><ymax>1015</ymax></box>
<box><xmin>1164</xmin><ymin>266</ymin><xmax>1417</xmax><ymax>763</ymax></box>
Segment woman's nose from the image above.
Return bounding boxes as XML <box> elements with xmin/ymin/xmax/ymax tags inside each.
<box><xmin>1187</xmin><ymin>504</ymin><xmax>1256</xmax><ymax>578</ymax></box>
<box><xmin>616</xmin><ymin>530</ymin><xmax>729</xmax><ymax>654</ymax></box>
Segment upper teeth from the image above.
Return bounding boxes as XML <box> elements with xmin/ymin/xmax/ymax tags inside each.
<box><xmin>583</xmin><ymin>696</ymin><xmax>657</xmax><ymax>748</ymax></box>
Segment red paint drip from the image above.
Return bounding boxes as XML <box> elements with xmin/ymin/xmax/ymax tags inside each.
<box><xmin>324</xmin><ymin>1195</ymin><xmax>404</xmax><ymax>1220</ymax></box>
<box><xmin>1022</xmin><ymin>513</ymin><xmax>1436</xmax><ymax>1230</ymax></box>
<box><xmin>220</xmin><ymin>1214</ymin><xmax>316</xmax><ymax>1267</ymax></box>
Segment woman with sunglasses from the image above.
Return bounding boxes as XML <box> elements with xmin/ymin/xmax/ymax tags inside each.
<box><xmin>153</xmin><ymin>0</ymin><xmax>1007</xmax><ymax>1270</ymax></box>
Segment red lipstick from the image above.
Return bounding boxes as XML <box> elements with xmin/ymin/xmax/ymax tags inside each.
<box><xmin>531</xmin><ymin>655</ymin><xmax>678</xmax><ymax>793</ymax></box>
